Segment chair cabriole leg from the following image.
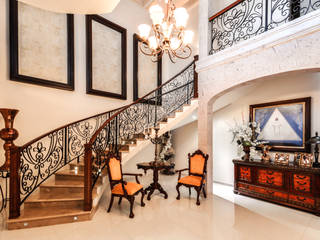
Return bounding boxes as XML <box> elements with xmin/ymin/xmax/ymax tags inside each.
<box><xmin>107</xmin><ymin>195</ymin><xmax>114</xmax><ymax>212</ymax></box>
<box><xmin>129</xmin><ymin>196</ymin><xmax>135</xmax><ymax>218</ymax></box>
<box><xmin>202</xmin><ymin>185</ymin><xmax>207</xmax><ymax>198</ymax></box>
<box><xmin>141</xmin><ymin>189</ymin><xmax>145</xmax><ymax>207</ymax></box>
<box><xmin>196</xmin><ymin>187</ymin><xmax>201</xmax><ymax>205</ymax></box>
<box><xmin>176</xmin><ymin>183</ymin><xmax>181</xmax><ymax>200</ymax></box>
<box><xmin>118</xmin><ymin>197</ymin><xmax>122</xmax><ymax>205</ymax></box>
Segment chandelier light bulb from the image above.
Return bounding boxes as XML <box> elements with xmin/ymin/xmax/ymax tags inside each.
<box><xmin>174</xmin><ymin>8</ymin><xmax>189</xmax><ymax>28</ymax></box>
<box><xmin>183</xmin><ymin>30</ymin><xmax>194</xmax><ymax>45</ymax></box>
<box><xmin>170</xmin><ymin>37</ymin><xmax>181</xmax><ymax>50</ymax></box>
<box><xmin>148</xmin><ymin>36</ymin><xmax>158</xmax><ymax>50</ymax></box>
<box><xmin>138</xmin><ymin>24</ymin><xmax>151</xmax><ymax>40</ymax></box>
<box><xmin>149</xmin><ymin>5</ymin><xmax>164</xmax><ymax>25</ymax></box>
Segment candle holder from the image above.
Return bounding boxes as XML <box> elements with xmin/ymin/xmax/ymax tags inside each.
<box><xmin>306</xmin><ymin>132</ymin><xmax>320</xmax><ymax>168</ymax></box>
<box><xmin>0</xmin><ymin>108</ymin><xmax>19</xmax><ymax>171</ymax></box>
<box><xmin>145</xmin><ymin>126</ymin><xmax>163</xmax><ymax>165</ymax></box>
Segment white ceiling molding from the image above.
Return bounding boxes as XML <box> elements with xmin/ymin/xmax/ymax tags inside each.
<box><xmin>17</xmin><ymin>0</ymin><xmax>120</xmax><ymax>14</ymax></box>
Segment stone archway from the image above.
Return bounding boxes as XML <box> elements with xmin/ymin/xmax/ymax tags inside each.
<box><xmin>196</xmin><ymin>13</ymin><xmax>320</xmax><ymax>193</ymax></box>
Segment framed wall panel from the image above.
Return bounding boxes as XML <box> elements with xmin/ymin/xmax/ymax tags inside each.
<box><xmin>133</xmin><ymin>34</ymin><xmax>162</xmax><ymax>101</ymax></box>
<box><xmin>250</xmin><ymin>97</ymin><xmax>311</xmax><ymax>152</ymax></box>
<box><xmin>86</xmin><ymin>15</ymin><xmax>127</xmax><ymax>100</ymax></box>
<box><xmin>9</xmin><ymin>0</ymin><xmax>74</xmax><ymax>90</ymax></box>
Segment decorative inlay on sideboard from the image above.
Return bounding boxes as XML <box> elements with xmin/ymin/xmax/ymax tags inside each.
<box><xmin>239</xmin><ymin>166</ymin><xmax>251</xmax><ymax>182</ymax></box>
<box><xmin>293</xmin><ymin>174</ymin><xmax>311</xmax><ymax>193</ymax></box>
<box><xmin>257</xmin><ymin>169</ymin><xmax>283</xmax><ymax>187</ymax></box>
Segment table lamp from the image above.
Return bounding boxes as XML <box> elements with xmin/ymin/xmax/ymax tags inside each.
<box><xmin>306</xmin><ymin>132</ymin><xmax>320</xmax><ymax>168</ymax></box>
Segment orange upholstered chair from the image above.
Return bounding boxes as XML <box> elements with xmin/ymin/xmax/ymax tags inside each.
<box><xmin>106</xmin><ymin>155</ymin><xmax>145</xmax><ymax>218</ymax></box>
<box><xmin>176</xmin><ymin>150</ymin><xmax>209</xmax><ymax>205</ymax></box>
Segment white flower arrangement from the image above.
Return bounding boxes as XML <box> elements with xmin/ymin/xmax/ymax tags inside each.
<box><xmin>230</xmin><ymin>121</ymin><xmax>266</xmax><ymax>158</ymax></box>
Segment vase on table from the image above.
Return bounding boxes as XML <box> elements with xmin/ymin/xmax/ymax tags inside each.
<box><xmin>242</xmin><ymin>146</ymin><xmax>251</xmax><ymax>161</ymax></box>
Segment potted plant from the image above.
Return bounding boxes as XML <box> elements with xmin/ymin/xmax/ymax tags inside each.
<box><xmin>230</xmin><ymin>121</ymin><xmax>265</xmax><ymax>161</ymax></box>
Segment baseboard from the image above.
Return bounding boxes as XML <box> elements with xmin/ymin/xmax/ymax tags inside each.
<box><xmin>213</xmin><ymin>180</ymin><xmax>233</xmax><ymax>187</ymax></box>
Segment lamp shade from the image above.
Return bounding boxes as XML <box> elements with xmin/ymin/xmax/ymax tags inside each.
<box><xmin>306</xmin><ymin>132</ymin><xmax>320</xmax><ymax>144</ymax></box>
<box><xmin>149</xmin><ymin>5</ymin><xmax>164</xmax><ymax>25</ymax></box>
<box><xmin>17</xmin><ymin>0</ymin><xmax>120</xmax><ymax>14</ymax></box>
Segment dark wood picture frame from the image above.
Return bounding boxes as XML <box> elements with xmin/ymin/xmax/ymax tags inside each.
<box><xmin>86</xmin><ymin>15</ymin><xmax>127</xmax><ymax>100</ymax></box>
<box><xmin>9</xmin><ymin>0</ymin><xmax>75</xmax><ymax>90</ymax></box>
<box><xmin>133</xmin><ymin>34</ymin><xmax>162</xmax><ymax>102</ymax></box>
<box><xmin>250</xmin><ymin>97</ymin><xmax>311</xmax><ymax>152</ymax></box>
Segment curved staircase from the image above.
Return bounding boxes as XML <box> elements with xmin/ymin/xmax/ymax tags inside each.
<box><xmin>2</xmin><ymin>57</ymin><xmax>198</xmax><ymax>230</ymax></box>
<box><xmin>7</xmin><ymin>159</ymin><xmax>107</xmax><ymax>230</ymax></box>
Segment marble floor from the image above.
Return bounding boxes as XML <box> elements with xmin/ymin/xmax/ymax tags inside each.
<box><xmin>0</xmin><ymin>174</ymin><xmax>319</xmax><ymax>240</ymax></box>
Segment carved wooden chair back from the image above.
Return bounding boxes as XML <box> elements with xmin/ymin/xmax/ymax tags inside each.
<box><xmin>106</xmin><ymin>154</ymin><xmax>124</xmax><ymax>190</ymax></box>
<box><xmin>188</xmin><ymin>150</ymin><xmax>209</xmax><ymax>177</ymax></box>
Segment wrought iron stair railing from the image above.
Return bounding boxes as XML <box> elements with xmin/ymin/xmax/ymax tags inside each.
<box><xmin>0</xmin><ymin>107</ymin><xmax>123</xmax><ymax>218</ymax></box>
<box><xmin>209</xmin><ymin>0</ymin><xmax>320</xmax><ymax>54</ymax></box>
<box><xmin>83</xmin><ymin>56</ymin><xmax>198</xmax><ymax>211</ymax></box>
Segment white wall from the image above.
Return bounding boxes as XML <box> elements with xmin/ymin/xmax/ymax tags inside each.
<box><xmin>212</xmin><ymin>72</ymin><xmax>320</xmax><ymax>185</ymax></box>
<box><xmin>0</xmin><ymin>0</ymin><xmax>152</xmax><ymax>166</ymax></box>
<box><xmin>209</xmin><ymin>0</ymin><xmax>235</xmax><ymax>17</ymax></box>
<box><xmin>172</xmin><ymin>120</ymin><xmax>198</xmax><ymax>169</ymax></box>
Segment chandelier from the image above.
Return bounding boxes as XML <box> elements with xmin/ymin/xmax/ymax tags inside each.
<box><xmin>138</xmin><ymin>0</ymin><xmax>194</xmax><ymax>63</ymax></box>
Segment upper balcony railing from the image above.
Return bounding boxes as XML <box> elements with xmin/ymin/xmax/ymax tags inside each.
<box><xmin>209</xmin><ymin>0</ymin><xmax>320</xmax><ymax>54</ymax></box>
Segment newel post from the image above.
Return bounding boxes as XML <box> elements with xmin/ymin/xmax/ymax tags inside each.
<box><xmin>0</xmin><ymin>108</ymin><xmax>20</xmax><ymax>218</ymax></box>
<box><xmin>193</xmin><ymin>55</ymin><xmax>199</xmax><ymax>98</ymax></box>
<box><xmin>0</xmin><ymin>109</ymin><xmax>19</xmax><ymax>171</ymax></box>
<box><xmin>84</xmin><ymin>143</ymin><xmax>92</xmax><ymax>211</ymax></box>
<box><xmin>9</xmin><ymin>145</ymin><xmax>20</xmax><ymax>218</ymax></box>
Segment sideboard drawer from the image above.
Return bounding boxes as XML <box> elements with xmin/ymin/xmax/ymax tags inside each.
<box><xmin>289</xmin><ymin>194</ymin><xmax>315</xmax><ymax>208</ymax></box>
<box><xmin>293</xmin><ymin>174</ymin><xmax>311</xmax><ymax>193</ymax></box>
<box><xmin>239</xmin><ymin>166</ymin><xmax>251</xmax><ymax>182</ymax></box>
<box><xmin>258</xmin><ymin>169</ymin><xmax>283</xmax><ymax>187</ymax></box>
<box><xmin>238</xmin><ymin>183</ymin><xmax>288</xmax><ymax>201</ymax></box>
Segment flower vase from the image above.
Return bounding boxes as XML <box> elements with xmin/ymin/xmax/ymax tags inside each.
<box><xmin>242</xmin><ymin>146</ymin><xmax>251</xmax><ymax>161</ymax></box>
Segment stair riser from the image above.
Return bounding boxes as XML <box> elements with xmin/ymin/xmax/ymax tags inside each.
<box><xmin>24</xmin><ymin>200</ymin><xmax>83</xmax><ymax>211</ymax></box>
<box><xmin>55</xmin><ymin>174</ymin><xmax>84</xmax><ymax>182</ymax></box>
<box><xmin>40</xmin><ymin>186</ymin><xmax>84</xmax><ymax>196</ymax></box>
<box><xmin>69</xmin><ymin>164</ymin><xmax>84</xmax><ymax>172</ymax></box>
<box><xmin>7</xmin><ymin>213</ymin><xmax>90</xmax><ymax>230</ymax></box>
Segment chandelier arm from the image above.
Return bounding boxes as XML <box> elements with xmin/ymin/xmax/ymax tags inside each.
<box><xmin>172</xmin><ymin>45</ymin><xmax>192</xmax><ymax>60</ymax></box>
<box><xmin>167</xmin><ymin>50</ymin><xmax>176</xmax><ymax>63</ymax></box>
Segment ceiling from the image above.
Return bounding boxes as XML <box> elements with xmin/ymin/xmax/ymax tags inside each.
<box><xmin>132</xmin><ymin>0</ymin><xmax>198</xmax><ymax>9</ymax></box>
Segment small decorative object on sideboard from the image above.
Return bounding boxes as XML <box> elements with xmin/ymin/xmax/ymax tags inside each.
<box><xmin>260</xmin><ymin>144</ymin><xmax>272</xmax><ymax>162</ymax></box>
<box><xmin>295</xmin><ymin>153</ymin><xmax>314</xmax><ymax>168</ymax></box>
<box><xmin>306</xmin><ymin>132</ymin><xmax>320</xmax><ymax>168</ymax></box>
<box><xmin>274</xmin><ymin>153</ymin><xmax>290</xmax><ymax>165</ymax></box>
<box><xmin>230</xmin><ymin>121</ymin><xmax>266</xmax><ymax>161</ymax></box>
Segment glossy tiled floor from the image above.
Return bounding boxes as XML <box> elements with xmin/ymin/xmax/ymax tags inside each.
<box><xmin>0</xmin><ymin>174</ymin><xmax>319</xmax><ymax>240</ymax></box>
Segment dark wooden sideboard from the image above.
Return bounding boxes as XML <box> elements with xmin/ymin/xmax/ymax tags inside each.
<box><xmin>233</xmin><ymin>159</ymin><xmax>320</xmax><ymax>215</ymax></box>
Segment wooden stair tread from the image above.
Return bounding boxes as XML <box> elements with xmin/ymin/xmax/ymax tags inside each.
<box><xmin>43</xmin><ymin>183</ymin><xmax>84</xmax><ymax>187</ymax></box>
<box><xmin>26</xmin><ymin>196</ymin><xmax>84</xmax><ymax>203</ymax></box>
<box><xmin>8</xmin><ymin>207</ymin><xmax>88</xmax><ymax>222</ymax></box>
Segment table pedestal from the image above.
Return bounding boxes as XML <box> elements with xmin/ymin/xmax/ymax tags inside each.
<box><xmin>137</xmin><ymin>161</ymin><xmax>174</xmax><ymax>200</ymax></box>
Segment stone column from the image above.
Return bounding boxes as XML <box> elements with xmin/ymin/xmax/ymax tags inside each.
<box><xmin>198</xmin><ymin>97</ymin><xmax>214</xmax><ymax>193</ymax></box>
<box><xmin>198</xmin><ymin>0</ymin><xmax>209</xmax><ymax>59</ymax></box>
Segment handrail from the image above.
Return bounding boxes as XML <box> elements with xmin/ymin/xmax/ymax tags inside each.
<box><xmin>83</xmin><ymin>56</ymin><xmax>199</xmax><ymax>211</ymax></box>
<box><xmin>21</xmin><ymin>107</ymin><xmax>124</xmax><ymax>149</ymax></box>
<box><xmin>208</xmin><ymin>0</ymin><xmax>244</xmax><ymax>21</ymax></box>
<box><xmin>88</xmin><ymin>58</ymin><xmax>198</xmax><ymax>146</ymax></box>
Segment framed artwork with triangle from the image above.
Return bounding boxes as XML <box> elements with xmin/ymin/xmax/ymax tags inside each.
<box><xmin>250</xmin><ymin>97</ymin><xmax>311</xmax><ymax>152</ymax></box>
